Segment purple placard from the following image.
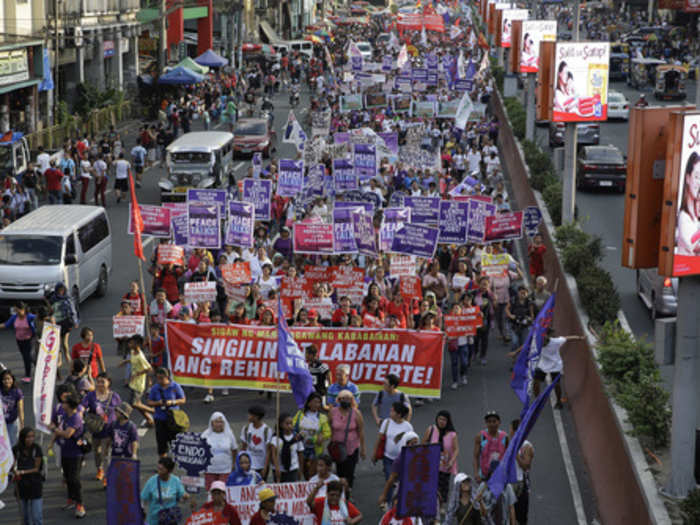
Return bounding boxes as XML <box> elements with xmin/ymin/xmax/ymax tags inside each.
<box><xmin>334</xmin><ymin>132</ymin><xmax>350</xmax><ymax>144</ymax></box>
<box><xmin>187</xmin><ymin>188</ymin><xmax>226</xmax><ymax>217</ymax></box>
<box><xmin>333</xmin><ymin>158</ymin><xmax>357</xmax><ymax>192</ymax></box>
<box><xmin>380</xmin><ymin>207</ymin><xmax>411</xmax><ymax>252</ymax></box>
<box><xmin>333</xmin><ymin>206</ymin><xmax>360</xmax><ymax>253</ymax></box>
<box><xmin>390</xmin><ymin>223</ymin><xmax>439</xmax><ymax>259</ymax></box>
<box><xmin>467</xmin><ymin>199</ymin><xmax>497</xmax><ymax>243</ymax></box>
<box><xmin>382</xmin><ymin>55</ymin><xmax>393</xmax><ymax>72</ymax></box>
<box><xmin>405</xmin><ymin>196</ymin><xmax>440</xmax><ymax>224</ymax></box>
<box><xmin>187</xmin><ymin>202</ymin><xmax>221</xmax><ymax>249</ymax></box>
<box><xmin>455</xmin><ymin>79</ymin><xmax>474</xmax><ymax>92</ymax></box>
<box><xmin>225</xmin><ymin>201</ymin><xmax>255</xmax><ymax>248</ymax></box>
<box><xmin>394</xmin><ymin>76</ymin><xmax>412</xmax><ymax>92</ymax></box>
<box><xmin>427</xmin><ymin>72</ymin><xmax>438</xmax><ymax>86</ymax></box>
<box><xmin>353</xmin><ymin>143</ymin><xmax>376</xmax><ymax>183</ymax></box>
<box><xmin>352</xmin><ymin>210</ymin><xmax>377</xmax><ymax>257</ymax></box>
<box><xmin>378</xmin><ymin>132</ymin><xmax>399</xmax><ymax>155</ymax></box>
<box><xmin>395</xmin><ymin>444</ymin><xmax>441</xmax><ymax>519</ymax></box>
<box><xmin>172</xmin><ymin>213</ymin><xmax>188</xmax><ymax>246</ymax></box>
<box><xmin>242</xmin><ymin>178</ymin><xmax>272</xmax><ymax>221</ymax></box>
<box><xmin>426</xmin><ymin>53</ymin><xmax>438</xmax><ymax>70</ymax></box>
<box><xmin>412</xmin><ymin>67</ymin><xmax>428</xmax><ymax>83</ymax></box>
<box><xmin>277</xmin><ymin>159</ymin><xmax>304</xmax><ymax>197</ymax></box>
<box><xmin>351</xmin><ymin>55</ymin><xmax>363</xmax><ymax>72</ymax></box>
<box><xmin>335</xmin><ymin>200</ymin><xmax>375</xmax><ymax>214</ymax></box>
<box><xmin>438</xmin><ymin>200</ymin><xmax>469</xmax><ymax>244</ymax></box>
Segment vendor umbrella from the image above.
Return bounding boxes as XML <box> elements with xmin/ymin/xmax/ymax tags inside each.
<box><xmin>157</xmin><ymin>66</ymin><xmax>205</xmax><ymax>85</ymax></box>
<box><xmin>195</xmin><ymin>49</ymin><xmax>228</xmax><ymax>67</ymax></box>
<box><xmin>176</xmin><ymin>56</ymin><xmax>209</xmax><ymax>74</ymax></box>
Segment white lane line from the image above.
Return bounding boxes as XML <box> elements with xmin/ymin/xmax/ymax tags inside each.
<box><xmin>234</xmin><ymin>162</ymin><xmax>245</xmax><ymax>171</ymax></box>
<box><xmin>137</xmin><ymin>428</ymin><xmax>149</xmax><ymax>438</ymax></box>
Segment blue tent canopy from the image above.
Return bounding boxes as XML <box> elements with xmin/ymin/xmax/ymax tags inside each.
<box><xmin>157</xmin><ymin>66</ymin><xmax>204</xmax><ymax>85</ymax></box>
<box><xmin>195</xmin><ymin>49</ymin><xmax>228</xmax><ymax>67</ymax></box>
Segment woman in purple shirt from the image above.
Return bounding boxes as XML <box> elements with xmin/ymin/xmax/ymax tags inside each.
<box><xmin>1</xmin><ymin>370</ymin><xmax>24</xmax><ymax>447</ymax></box>
<box><xmin>53</xmin><ymin>394</ymin><xmax>87</xmax><ymax>518</ymax></box>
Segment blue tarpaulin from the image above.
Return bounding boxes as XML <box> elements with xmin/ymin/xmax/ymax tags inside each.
<box><xmin>157</xmin><ymin>66</ymin><xmax>204</xmax><ymax>85</ymax></box>
<box><xmin>39</xmin><ymin>48</ymin><xmax>54</xmax><ymax>92</ymax></box>
<box><xmin>195</xmin><ymin>49</ymin><xmax>228</xmax><ymax>67</ymax></box>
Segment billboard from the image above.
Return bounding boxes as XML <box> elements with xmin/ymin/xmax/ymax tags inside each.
<box><xmin>665</xmin><ymin>113</ymin><xmax>700</xmax><ymax>275</ymax></box>
<box><xmin>552</xmin><ymin>42</ymin><xmax>610</xmax><ymax>122</ymax></box>
<box><xmin>685</xmin><ymin>0</ymin><xmax>700</xmax><ymax>11</ymax></box>
<box><xmin>519</xmin><ymin>20</ymin><xmax>557</xmax><ymax>73</ymax></box>
<box><xmin>500</xmin><ymin>9</ymin><xmax>528</xmax><ymax>48</ymax></box>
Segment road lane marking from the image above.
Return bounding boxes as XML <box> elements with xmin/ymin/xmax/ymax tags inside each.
<box><xmin>234</xmin><ymin>162</ymin><xmax>245</xmax><ymax>171</ymax></box>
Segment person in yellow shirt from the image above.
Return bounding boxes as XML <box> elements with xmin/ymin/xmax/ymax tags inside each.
<box><xmin>120</xmin><ymin>334</ymin><xmax>155</xmax><ymax>427</ymax></box>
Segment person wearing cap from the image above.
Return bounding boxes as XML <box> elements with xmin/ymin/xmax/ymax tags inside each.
<box><xmin>192</xmin><ymin>481</ymin><xmax>242</xmax><ymax>525</ymax></box>
<box><xmin>250</xmin><ymin>488</ymin><xmax>277</xmax><ymax>525</ymax></box>
<box><xmin>110</xmin><ymin>402</ymin><xmax>139</xmax><ymax>460</ymax></box>
<box><xmin>473</xmin><ymin>411</ymin><xmax>508</xmax><ymax>483</ymax></box>
<box><xmin>444</xmin><ymin>473</ymin><xmax>484</xmax><ymax>525</ymax></box>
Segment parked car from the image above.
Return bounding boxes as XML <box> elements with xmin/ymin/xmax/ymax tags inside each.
<box><xmin>607</xmin><ymin>90</ymin><xmax>629</xmax><ymax>120</ymax></box>
<box><xmin>356</xmin><ymin>41</ymin><xmax>373</xmax><ymax>60</ymax></box>
<box><xmin>576</xmin><ymin>145</ymin><xmax>627</xmax><ymax>191</ymax></box>
<box><xmin>233</xmin><ymin>118</ymin><xmax>275</xmax><ymax>158</ymax></box>
<box><xmin>549</xmin><ymin>122</ymin><xmax>600</xmax><ymax>147</ymax></box>
<box><xmin>636</xmin><ymin>268</ymin><xmax>678</xmax><ymax>319</ymax></box>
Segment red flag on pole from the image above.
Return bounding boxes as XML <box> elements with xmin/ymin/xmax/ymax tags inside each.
<box><xmin>129</xmin><ymin>173</ymin><xmax>145</xmax><ymax>261</ymax></box>
<box><xmin>478</xmin><ymin>32</ymin><xmax>489</xmax><ymax>50</ymax></box>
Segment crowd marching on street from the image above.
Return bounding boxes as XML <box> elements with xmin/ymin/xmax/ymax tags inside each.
<box><xmin>4</xmin><ymin>0</ymin><xmax>694</xmax><ymax>523</ymax></box>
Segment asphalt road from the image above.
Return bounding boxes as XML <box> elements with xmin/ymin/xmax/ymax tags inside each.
<box><xmin>0</xmin><ymin>85</ymin><xmax>589</xmax><ymax>524</ymax></box>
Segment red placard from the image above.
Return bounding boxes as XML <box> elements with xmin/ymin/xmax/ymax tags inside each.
<box><xmin>363</xmin><ymin>313</ymin><xmax>385</xmax><ymax>328</ymax></box>
<box><xmin>444</xmin><ymin>308</ymin><xmax>483</xmax><ymax>337</ymax></box>
<box><xmin>166</xmin><ymin>321</ymin><xmax>445</xmax><ymax>397</ymax></box>
<box><xmin>157</xmin><ymin>245</ymin><xmax>184</xmax><ymax>266</ymax></box>
<box><xmin>304</xmin><ymin>265</ymin><xmax>333</xmax><ymax>282</ymax></box>
<box><xmin>221</xmin><ymin>262</ymin><xmax>252</xmax><ymax>285</ymax></box>
<box><xmin>399</xmin><ymin>275</ymin><xmax>422</xmax><ymax>302</ymax></box>
<box><xmin>484</xmin><ymin>211</ymin><xmax>524</xmax><ymax>242</ymax></box>
<box><xmin>185</xmin><ymin>509</ymin><xmax>227</xmax><ymax>525</ymax></box>
<box><xmin>280</xmin><ymin>276</ymin><xmax>312</xmax><ymax>300</ymax></box>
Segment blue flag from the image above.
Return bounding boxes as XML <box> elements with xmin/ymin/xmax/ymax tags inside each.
<box><xmin>277</xmin><ymin>299</ymin><xmax>314</xmax><ymax>408</ymax></box>
<box><xmin>510</xmin><ymin>293</ymin><xmax>556</xmax><ymax>408</ymax></box>
<box><xmin>488</xmin><ymin>375</ymin><xmax>561</xmax><ymax>499</ymax></box>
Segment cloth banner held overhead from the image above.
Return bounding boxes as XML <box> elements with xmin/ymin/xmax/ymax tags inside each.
<box><xmin>33</xmin><ymin>322</ymin><xmax>61</xmax><ymax>434</ymax></box>
<box><xmin>165</xmin><ymin>321</ymin><xmax>444</xmax><ymax>397</ymax></box>
<box><xmin>106</xmin><ymin>458</ymin><xmax>144</xmax><ymax>525</ymax></box>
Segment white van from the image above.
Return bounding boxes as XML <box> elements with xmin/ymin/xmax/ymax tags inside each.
<box><xmin>0</xmin><ymin>205</ymin><xmax>112</xmax><ymax>313</ymax></box>
<box><xmin>274</xmin><ymin>40</ymin><xmax>313</xmax><ymax>59</ymax></box>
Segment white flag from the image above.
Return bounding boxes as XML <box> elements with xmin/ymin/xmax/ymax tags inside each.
<box><xmin>33</xmin><ymin>322</ymin><xmax>61</xmax><ymax>434</ymax></box>
<box><xmin>469</xmin><ymin>28</ymin><xmax>477</xmax><ymax>48</ymax></box>
<box><xmin>420</xmin><ymin>26</ymin><xmax>428</xmax><ymax>46</ymax></box>
<box><xmin>455</xmin><ymin>92</ymin><xmax>474</xmax><ymax>130</ymax></box>
<box><xmin>457</xmin><ymin>49</ymin><xmax>466</xmax><ymax>79</ymax></box>
<box><xmin>389</xmin><ymin>31</ymin><xmax>400</xmax><ymax>50</ymax></box>
<box><xmin>450</xmin><ymin>25</ymin><xmax>463</xmax><ymax>40</ymax></box>
<box><xmin>397</xmin><ymin>44</ymin><xmax>409</xmax><ymax>69</ymax></box>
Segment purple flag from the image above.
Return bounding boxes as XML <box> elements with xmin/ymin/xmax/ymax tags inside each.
<box><xmin>225</xmin><ymin>201</ymin><xmax>255</xmax><ymax>248</ymax></box>
<box><xmin>395</xmin><ymin>444</ymin><xmax>441</xmax><ymax>518</ymax></box>
<box><xmin>277</xmin><ymin>159</ymin><xmax>304</xmax><ymax>197</ymax></box>
<box><xmin>390</xmin><ymin>223</ymin><xmax>439</xmax><ymax>259</ymax></box>
<box><xmin>277</xmin><ymin>299</ymin><xmax>314</xmax><ymax>408</ymax></box>
<box><xmin>378</xmin><ymin>132</ymin><xmax>399</xmax><ymax>155</ymax></box>
<box><xmin>106</xmin><ymin>458</ymin><xmax>144</xmax><ymax>525</ymax></box>
<box><xmin>187</xmin><ymin>202</ymin><xmax>221</xmax><ymax>249</ymax></box>
<box><xmin>438</xmin><ymin>200</ymin><xmax>469</xmax><ymax>244</ymax></box>
<box><xmin>242</xmin><ymin>178</ymin><xmax>272</xmax><ymax>221</ymax></box>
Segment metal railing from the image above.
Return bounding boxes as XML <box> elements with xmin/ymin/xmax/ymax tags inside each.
<box><xmin>23</xmin><ymin>101</ymin><xmax>145</xmax><ymax>151</ymax></box>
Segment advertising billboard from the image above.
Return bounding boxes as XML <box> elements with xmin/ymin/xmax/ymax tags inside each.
<box><xmin>519</xmin><ymin>20</ymin><xmax>557</xmax><ymax>73</ymax></box>
<box><xmin>500</xmin><ymin>9</ymin><xmax>528</xmax><ymax>48</ymax></box>
<box><xmin>552</xmin><ymin>42</ymin><xmax>610</xmax><ymax>122</ymax></box>
<box><xmin>668</xmin><ymin>113</ymin><xmax>700</xmax><ymax>275</ymax></box>
<box><xmin>685</xmin><ymin>0</ymin><xmax>700</xmax><ymax>11</ymax></box>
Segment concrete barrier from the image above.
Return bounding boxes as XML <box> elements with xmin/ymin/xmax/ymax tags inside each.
<box><xmin>491</xmin><ymin>90</ymin><xmax>669</xmax><ymax>525</ymax></box>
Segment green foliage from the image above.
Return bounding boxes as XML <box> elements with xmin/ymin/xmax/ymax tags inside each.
<box><xmin>562</xmin><ymin>236</ymin><xmax>602</xmax><ymax>278</ymax></box>
<box><xmin>74</xmin><ymin>83</ymin><xmax>122</xmax><ymax>118</ymax></box>
<box><xmin>597</xmin><ymin>323</ymin><xmax>658</xmax><ymax>385</ymax></box>
<box><xmin>542</xmin><ymin>180</ymin><xmax>562</xmax><ymax>226</ymax></box>
<box><xmin>555</xmin><ymin>223</ymin><xmax>591</xmax><ymax>251</ymax></box>
<box><xmin>618</xmin><ymin>373</ymin><xmax>670</xmax><ymax>448</ymax></box>
<box><xmin>503</xmin><ymin>97</ymin><xmax>525</xmax><ymax>139</ymax></box>
<box><xmin>521</xmin><ymin>139</ymin><xmax>556</xmax><ymax>189</ymax></box>
<box><xmin>492</xmin><ymin>65</ymin><xmax>505</xmax><ymax>94</ymax></box>
<box><xmin>576</xmin><ymin>266</ymin><xmax>620</xmax><ymax>327</ymax></box>
<box><xmin>681</xmin><ymin>489</ymin><xmax>700</xmax><ymax>524</ymax></box>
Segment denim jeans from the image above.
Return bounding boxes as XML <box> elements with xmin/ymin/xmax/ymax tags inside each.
<box><xmin>449</xmin><ymin>344</ymin><xmax>471</xmax><ymax>383</ymax></box>
<box><xmin>6</xmin><ymin>420</ymin><xmax>18</xmax><ymax>447</ymax></box>
<box><xmin>21</xmin><ymin>498</ymin><xmax>43</xmax><ymax>525</ymax></box>
<box><xmin>509</xmin><ymin>323</ymin><xmax>530</xmax><ymax>352</ymax></box>
<box><xmin>382</xmin><ymin>456</ymin><xmax>396</xmax><ymax>503</ymax></box>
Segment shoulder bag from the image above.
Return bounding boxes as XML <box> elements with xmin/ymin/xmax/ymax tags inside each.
<box><xmin>373</xmin><ymin>418</ymin><xmax>388</xmax><ymax>462</ymax></box>
<box><xmin>156</xmin><ymin>477</ymin><xmax>183</xmax><ymax>525</ymax></box>
<box><xmin>328</xmin><ymin>409</ymin><xmax>353</xmax><ymax>463</ymax></box>
<box><xmin>84</xmin><ymin>390</ymin><xmax>113</xmax><ymax>435</ymax></box>
<box><xmin>161</xmin><ymin>387</ymin><xmax>190</xmax><ymax>434</ymax></box>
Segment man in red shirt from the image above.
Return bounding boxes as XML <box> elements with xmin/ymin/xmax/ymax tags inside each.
<box><xmin>306</xmin><ymin>480</ymin><xmax>362</xmax><ymax>525</ymax></box>
<box><xmin>70</xmin><ymin>327</ymin><xmax>105</xmax><ymax>379</ymax></box>
<box><xmin>44</xmin><ymin>160</ymin><xmax>64</xmax><ymax>204</ymax></box>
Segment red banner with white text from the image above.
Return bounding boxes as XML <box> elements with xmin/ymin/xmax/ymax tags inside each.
<box><xmin>165</xmin><ymin>321</ymin><xmax>444</xmax><ymax>397</ymax></box>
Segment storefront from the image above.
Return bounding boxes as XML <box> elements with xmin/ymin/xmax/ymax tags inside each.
<box><xmin>0</xmin><ymin>40</ymin><xmax>45</xmax><ymax>134</ymax></box>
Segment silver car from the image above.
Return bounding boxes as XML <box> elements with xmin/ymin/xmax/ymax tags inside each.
<box><xmin>549</xmin><ymin>122</ymin><xmax>600</xmax><ymax>147</ymax></box>
<box><xmin>636</xmin><ymin>268</ymin><xmax>678</xmax><ymax>318</ymax></box>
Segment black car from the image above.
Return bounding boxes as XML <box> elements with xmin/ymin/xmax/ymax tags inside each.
<box><xmin>576</xmin><ymin>145</ymin><xmax>627</xmax><ymax>192</ymax></box>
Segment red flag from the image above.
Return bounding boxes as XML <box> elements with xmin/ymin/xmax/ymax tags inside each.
<box><xmin>129</xmin><ymin>173</ymin><xmax>145</xmax><ymax>261</ymax></box>
<box><xmin>478</xmin><ymin>32</ymin><xmax>489</xmax><ymax>50</ymax></box>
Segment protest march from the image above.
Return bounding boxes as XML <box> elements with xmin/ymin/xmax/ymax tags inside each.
<box><xmin>0</xmin><ymin>0</ymin><xmax>593</xmax><ymax>523</ymax></box>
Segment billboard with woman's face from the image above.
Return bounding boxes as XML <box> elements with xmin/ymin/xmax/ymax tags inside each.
<box><xmin>552</xmin><ymin>42</ymin><xmax>610</xmax><ymax>122</ymax></box>
<box><xmin>673</xmin><ymin>114</ymin><xmax>700</xmax><ymax>275</ymax></box>
<box><xmin>519</xmin><ymin>20</ymin><xmax>556</xmax><ymax>73</ymax></box>
<box><xmin>500</xmin><ymin>9</ymin><xmax>528</xmax><ymax>48</ymax></box>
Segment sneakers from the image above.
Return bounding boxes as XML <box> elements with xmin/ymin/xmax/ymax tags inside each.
<box><xmin>461</xmin><ymin>376</ymin><xmax>468</xmax><ymax>385</ymax></box>
<box><xmin>75</xmin><ymin>504</ymin><xmax>86</xmax><ymax>518</ymax></box>
<box><xmin>21</xmin><ymin>377</ymin><xmax>31</xmax><ymax>383</ymax></box>
<box><xmin>480</xmin><ymin>358</ymin><xmax>487</xmax><ymax>366</ymax></box>
<box><xmin>450</xmin><ymin>382</ymin><xmax>458</xmax><ymax>390</ymax></box>
<box><xmin>204</xmin><ymin>394</ymin><xmax>214</xmax><ymax>403</ymax></box>
<box><xmin>96</xmin><ymin>468</ymin><xmax>104</xmax><ymax>481</ymax></box>
<box><xmin>103</xmin><ymin>478</ymin><xmax>108</xmax><ymax>489</ymax></box>
<box><xmin>63</xmin><ymin>500</ymin><xmax>76</xmax><ymax>511</ymax></box>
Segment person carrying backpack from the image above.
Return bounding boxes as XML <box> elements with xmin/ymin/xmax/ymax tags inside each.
<box><xmin>12</xmin><ymin>426</ymin><xmax>45</xmax><ymax>525</ymax></box>
<box><xmin>371</xmin><ymin>374</ymin><xmax>412</xmax><ymax>426</ymax></box>
<box><xmin>472</xmin><ymin>411</ymin><xmax>508</xmax><ymax>483</ymax></box>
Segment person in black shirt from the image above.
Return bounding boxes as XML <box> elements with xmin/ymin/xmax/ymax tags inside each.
<box><xmin>505</xmin><ymin>285</ymin><xmax>534</xmax><ymax>354</ymax></box>
<box><xmin>305</xmin><ymin>345</ymin><xmax>329</xmax><ymax>402</ymax></box>
<box><xmin>12</xmin><ymin>426</ymin><xmax>44</xmax><ymax>525</ymax></box>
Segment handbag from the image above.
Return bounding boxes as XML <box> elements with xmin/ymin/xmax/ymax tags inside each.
<box><xmin>373</xmin><ymin>420</ymin><xmax>387</xmax><ymax>462</ymax></box>
<box><xmin>85</xmin><ymin>391</ymin><xmax>113</xmax><ymax>435</ymax></box>
<box><xmin>157</xmin><ymin>477</ymin><xmax>183</xmax><ymax>525</ymax></box>
<box><xmin>328</xmin><ymin>409</ymin><xmax>353</xmax><ymax>463</ymax></box>
<box><xmin>160</xmin><ymin>388</ymin><xmax>190</xmax><ymax>434</ymax></box>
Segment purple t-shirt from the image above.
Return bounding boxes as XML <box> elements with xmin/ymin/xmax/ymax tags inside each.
<box><xmin>58</xmin><ymin>411</ymin><xmax>85</xmax><ymax>458</ymax></box>
<box><xmin>1</xmin><ymin>387</ymin><xmax>23</xmax><ymax>423</ymax></box>
<box><xmin>111</xmin><ymin>420</ymin><xmax>138</xmax><ymax>458</ymax></box>
<box><xmin>81</xmin><ymin>390</ymin><xmax>122</xmax><ymax>438</ymax></box>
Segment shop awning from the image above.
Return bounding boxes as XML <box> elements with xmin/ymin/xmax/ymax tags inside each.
<box><xmin>176</xmin><ymin>56</ymin><xmax>209</xmax><ymax>74</ymax></box>
<box><xmin>0</xmin><ymin>78</ymin><xmax>40</xmax><ymax>96</ymax></box>
<box><xmin>158</xmin><ymin>66</ymin><xmax>204</xmax><ymax>85</ymax></box>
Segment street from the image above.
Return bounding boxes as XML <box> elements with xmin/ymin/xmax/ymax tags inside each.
<box><xmin>0</xmin><ymin>84</ymin><xmax>593</xmax><ymax>523</ymax></box>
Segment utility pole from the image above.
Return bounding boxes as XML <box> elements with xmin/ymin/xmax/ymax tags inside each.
<box><xmin>54</xmin><ymin>0</ymin><xmax>60</xmax><ymax>124</ymax></box>
<box><xmin>561</xmin><ymin>1</ymin><xmax>580</xmax><ymax>224</ymax></box>
<box><xmin>158</xmin><ymin>0</ymin><xmax>167</xmax><ymax>74</ymax></box>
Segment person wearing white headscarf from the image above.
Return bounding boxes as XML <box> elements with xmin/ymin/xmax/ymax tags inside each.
<box><xmin>202</xmin><ymin>411</ymin><xmax>238</xmax><ymax>490</ymax></box>
<box><xmin>445</xmin><ymin>473</ymin><xmax>483</xmax><ymax>525</ymax></box>
<box><xmin>377</xmin><ymin>431</ymin><xmax>420</xmax><ymax>510</ymax></box>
